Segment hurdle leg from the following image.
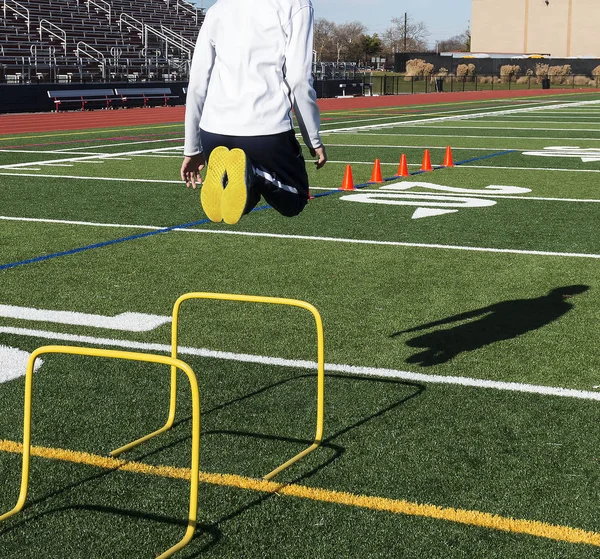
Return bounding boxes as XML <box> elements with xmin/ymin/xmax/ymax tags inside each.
<box><xmin>171</xmin><ymin>292</ymin><xmax>325</xmax><ymax>480</ymax></box>
<box><xmin>0</xmin><ymin>346</ymin><xmax>201</xmax><ymax>559</ymax></box>
<box><xmin>0</xmin><ymin>348</ymin><xmax>37</xmax><ymax>522</ymax></box>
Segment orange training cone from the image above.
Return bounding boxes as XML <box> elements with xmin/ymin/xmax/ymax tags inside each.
<box><xmin>420</xmin><ymin>149</ymin><xmax>433</xmax><ymax>172</ymax></box>
<box><xmin>370</xmin><ymin>158</ymin><xmax>383</xmax><ymax>183</ymax></box>
<box><xmin>340</xmin><ymin>164</ymin><xmax>355</xmax><ymax>190</ymax></box>
<box><xmin>443</xmin><ymin>146</ymin><xmax>454</xmax><ymax>167</ymax></box>
<box><xmin>308</xmin><ymin>189</ymin><xmax>315</xmax><ymax>199</ymax></box>
<box><xmin>397</xmin><ymin>153</ymin><xmax>409</xmax><ymax>177</ymax></box>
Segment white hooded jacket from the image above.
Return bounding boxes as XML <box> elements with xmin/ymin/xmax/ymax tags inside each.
<box><xmin>184</xmin><ymin>0</ymin><xmax>322</xmax><ymax>156</ymax></box>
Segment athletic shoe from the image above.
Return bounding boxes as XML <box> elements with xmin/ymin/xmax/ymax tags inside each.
<box><xmin>221</xmin><ymin>148</ymin><xmax>253</xmax><ymax>225</ymax></box>
<box><xmin>201</xmin><ymin>146</ymin><xmax>229</xmax><ymax>222</ymax></box>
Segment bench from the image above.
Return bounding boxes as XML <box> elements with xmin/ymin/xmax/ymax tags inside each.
<box><xmin>47</xmin><ymin>88</ymin><xmax>118</xmax><ymax>111</ymax></box>
<box><xmin>114</xmin><ymin>87</ymin><xmax>178</xmax><ymax>108</ymax></box>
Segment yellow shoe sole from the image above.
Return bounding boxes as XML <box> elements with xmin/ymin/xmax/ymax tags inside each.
<box><xmin>201</xmin><ymin>146</ymin><xmax>229</xmax><ymax>222</ymax></box>
<box><xmin>221</xmin><ymin>148</ymin><xmax>249</xmax><ymax>225</ymax></box>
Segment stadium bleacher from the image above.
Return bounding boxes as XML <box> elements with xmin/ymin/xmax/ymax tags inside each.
<box><xmin>0</xmin><ymin>0</ymin><xmax>203</xmax><ymax>84</ymax></box>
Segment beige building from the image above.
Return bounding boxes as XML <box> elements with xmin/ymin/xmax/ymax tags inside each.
<box><xmin>471</xmin><ymin>0</ymin><xmax>600</xmax><ymax>57</ymax></box>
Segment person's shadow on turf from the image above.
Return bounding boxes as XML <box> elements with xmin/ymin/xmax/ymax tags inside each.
<box><xmin>391</xmin><ymin>285</ymin><xmax>589</xmax><ymax>366</ymax></box>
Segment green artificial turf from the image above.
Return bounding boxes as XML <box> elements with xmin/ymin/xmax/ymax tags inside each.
<box><xmin>2</xmin><ymin>93</ymin><xmax>600</xmax><ymax>558</ymax></box>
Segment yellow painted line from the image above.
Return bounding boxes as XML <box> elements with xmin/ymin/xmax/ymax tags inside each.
<box><xmin>1</xmin><ymin>439</ymin><xmax>599</xmax><ymax>546</ymax></box>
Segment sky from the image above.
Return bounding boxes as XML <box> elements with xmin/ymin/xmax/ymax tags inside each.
<box><xmin>193</xmin><ymin>1</ymin><xmax>472</xmax><ymax>48</ymax></box>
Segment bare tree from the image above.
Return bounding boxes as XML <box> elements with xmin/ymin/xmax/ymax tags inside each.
<box><xmin>314</xmin><ymin>18</ymin><xmax>337</xmax><ymax>62</ymax></box>
<box><xmin>333</xmin><ymin>21</ymin><xmax>367</xmax><ymax>63</ymax></box>
<box><xmin>437</xmin><ymin>29</ymin><xmax>470</xmax><ymax>53</ymax></box>
<box><xmin>383</xmin><ymin>13</ymin><xmax>429</xmax><ymax>54</ymax></box>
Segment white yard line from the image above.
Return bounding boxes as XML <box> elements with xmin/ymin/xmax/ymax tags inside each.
<box><xmin>2</xmin><ymin>215</ymin><xmax>600</xmax><ymax>260</ymax></box>
<box><xmin>323</xmin><ymin>100</ymin><xmax>600</xmax><ymax>134</ymax></box>
<box><xmin>3</xmin><ymin>100</ymin><xmax>598</xmax><ymax>172</ymax></box>
<box><xmin>411</xmin><ymin>124</ymin><xmax>600</xmax><ymax>132</ymax></box>
<box><xmin>2</xmin><ymin>325</ymin><xmax>599</xmax><ymax>400</ymax></box>
<box><xmin>0</xmin><ymin>172</ymin><xmax>181</xmax><ymax>183</ymax></box>
<box><xmin>7</xmin><ymin>168</ymin><xmax>41</xmax><ymax>171</ymax></box>
<box><xmin>0</xmin><ymin>149</ymin><xmax>107</xmax><ymax>155</ymax></box>
<box><xmin>0</xmin><ymin>146</ymin><xmax>182</xmax><ymax>169</ymax></box>
<box><xmin>351</xmin><ymin>132</ymin><xmax>600</xmax><ymax>142</ymax></box>
<box><xmin>57</xmin><ymin>138</ymin><xmax>183</xmax><ymax>152</ymax></box>
<box><xmin>325</xmin><ymin>144</ymin><xmax>508</xmax><ymax>151</ymax></box>
<box><xmin>458</xmin><ymin>164</ymin><xmax>600</xmax><ymax>173</ymax></box>
<box><xmin>497</xmin><ymin>115</ymin><xmax>600</xmax><ymax>120</ymax></box>
<box><xmin>320</xmin><ymin>101</ymin><xmax>540</xmax><ymax>130</ymax></box>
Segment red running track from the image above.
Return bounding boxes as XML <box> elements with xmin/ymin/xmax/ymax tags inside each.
<box><xmin>0</xmin><ymin>89</ymin><xmax>597</xmax><ymax>135</ymax></box>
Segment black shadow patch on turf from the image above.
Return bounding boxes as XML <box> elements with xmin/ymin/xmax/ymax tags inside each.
<box><xmin>391</xmin><ymin>285</ymin><xmax>589</xmax><ymax>366</ymax></box>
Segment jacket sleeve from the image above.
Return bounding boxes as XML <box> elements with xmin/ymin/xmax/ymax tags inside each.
<box><xmin>184</xmin><ymin>13</ymin><xmax>216</xmax><ymax>156</ymax></box>
<box><xmin>284</xmin><ymin>5</ymin><xmax>322</xmax><ymax>149</ymax></box>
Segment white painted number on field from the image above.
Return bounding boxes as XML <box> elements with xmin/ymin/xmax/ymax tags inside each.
<box><xmin>0</xmin><ymin>345</ymin><xmax>43</xmax><ymax>383</ymax></box>
<box><xmin>523</xmin><ymin>146</ymin><xmax>600</xmax><ymax>162</ymax></box>
<box><xmin>340</xmin><ymin>182</ymin><xmax>531</xmax><ymax>219</ymax></box>
<box><xmin>0</xmin><ymin>304</ymin><xmax>171</xmax><ymax>332</ymax></box>
<box><xmin>0</xmin><ymin>305</ymin><xmax>171</xmax><ymax>383</ymax></box>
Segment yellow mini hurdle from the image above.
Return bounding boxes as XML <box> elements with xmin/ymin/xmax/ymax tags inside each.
<box><xmin>0</xmin><ymin>346</ymin><xmax>201</xmax><ymax>559</ymax></box>
<box><xmin>111</xmin><ymin>292</ymin><xmax>325</xmax><ymax>481</ymax></box>
<box><xmin>0</xmin><ymin>292</ymin><xmax>325</xmax><ymax>558</ymax></box>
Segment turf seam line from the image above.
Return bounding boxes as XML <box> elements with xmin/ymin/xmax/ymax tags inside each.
<box><xmin>1</xmin><ymin>439</ymin><xmax>599</xmax><ymax>547</ymax></box>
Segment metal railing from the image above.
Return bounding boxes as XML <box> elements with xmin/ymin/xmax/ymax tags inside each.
<box><xmin>160</xmin><ymin>24</ymin><xmax>195</xmax><ymax>50</ymax></box>
<box><xmin>176</xmin><ymin>0</ymin><xmax>198</xmax><ymax>24</ymax></box>
<box><xmin>75</xmin><ymin>41</ymin><xmax>106</xmax><ymax>78</ymax></box>
<box><xmin>85</xmin><ymin>0</ymin><xmax>111</xmax><ymax>22</ymax></box>
<box><xmin>118</xmin><ymin>12</ymin><xmax>143</xmax><ymax>33</ymax></box>
<box><xmin>144</xmin><ymin>25</ymin><xmax>191</xmax><ymax>61</ymax></box>
<box><xmin>327</xmin><ymin>74</ymin><xmax>600</xmax><ymax>97</ymax></box>
<box><xmin>39</xmin><ymin>19</ymin><xmax>67</xmax><ymax>55</ymax></box>
<box><xmin>3</xmin><ymin>0</ymin><xmax>30</xmax><ymax>33</ymax></box>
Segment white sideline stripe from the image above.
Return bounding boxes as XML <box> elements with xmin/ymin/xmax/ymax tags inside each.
<box><xmin>460</xmin><ymin>164</ymin><xmax>600</xmax><ymax>173</ymax></box>
<box><xmin>0</xmin><ymin>304</ymin><xmax>170</xmax><ymax>332</ymax></box>
<box><xmin>1</xmin><ymin>215</ymin><xmax>600</xmax><ymax>260</ymax></box>
<box><xmin>0</xmin><ymin>146</ymin><xmax>182</xmax><ymax>169</ymax></box>
<box><xmin>500</xmin><ymin>115</ymin><xmax>600</xmax><ymax>120</ymax></box>
<box><xmin>320</xmin><ymin>105</ymin><xmax>516</xmax><ymax>130</ymax></box>
<box><xmin>320</xmin><ymin>99</ymin><xmax>580</xmax><ymax>132</ymax></box>
<box><xmin>0</xmin><ymin>150</ymin><xmax>107</xmax><ymax>155</ymax></box>
<box><xmin>323</xmin><ymin>100</ymin><xmax>600</xmax><ymax>134</ymax></box>
<box><xmin>326</xmin><ymin>144</ymin><xmax>507</xmax><ymax>151</ymax></box>
<box><xmin>0</xmin><ymin>172</ymin><xmax>181</xmax><ymax>183</ymax></box>
<box><xmin>412</xmin><ymin>124</ymin><xmax>600</xmax><ymax>132</ymax></box>
<box><xmin>2</xmin><ymin>325</ymin><xmax>599</xmax><ymax>400</ymax></box>
<box><xmin>351</xmin><ymin>131</ymin><xmax>600</xmax><ymax>142</ymax></box>
<box><xmin>58</xmin><ymin>138</ymin><xmax>184</xmax><ymax>152</ymax></box>
<box><xmin>0</xmin><ymin>215</ymin><xmax>157</xmax><ymax>228</ymax></box>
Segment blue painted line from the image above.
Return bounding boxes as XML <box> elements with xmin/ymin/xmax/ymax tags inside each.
<box><xmin>0</xmin><ymin>203</ymin><xmax>276</xmax><ymax>272</ymax></box>
<box><xmin>1</xmin><ymin>149</ymin><xmax>516</xmax><ymax>272</ymax></box>
<box><xmin>0</xmin><ymin>218</ymin><xmax>210</xmax><ymax>271</ymax></box>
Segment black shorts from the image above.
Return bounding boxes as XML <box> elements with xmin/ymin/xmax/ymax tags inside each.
<box><xmin>200</xmin><ymin>129</ymin><xmax>309</xmax><ymax>217</ymax></box>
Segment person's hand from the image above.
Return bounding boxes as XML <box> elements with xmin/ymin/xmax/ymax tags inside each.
<box><xmin>309</xmin><ymin>145</ymin><xmax>327</xmax><ymax>170</ymax></box>
<box><xmin>181</xmin><ymin>153</ymin><xmax>206</xmax><ymax>189</ymax></box>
